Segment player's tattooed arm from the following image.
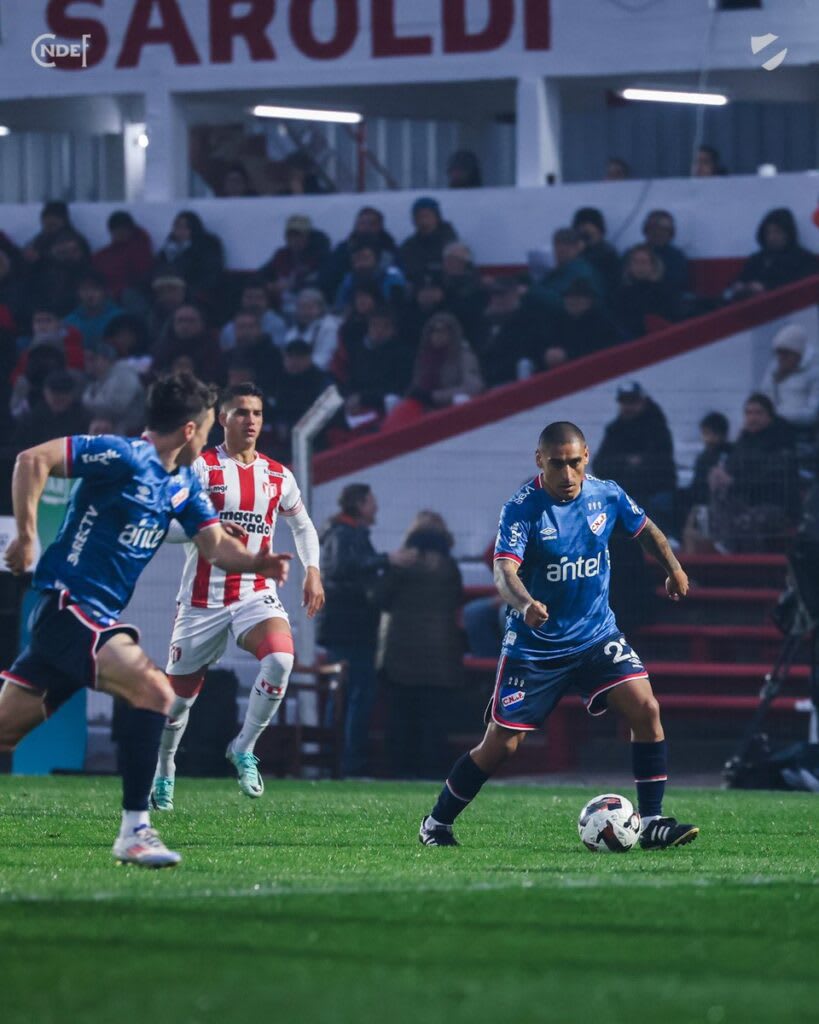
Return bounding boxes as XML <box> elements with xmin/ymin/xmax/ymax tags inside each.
<box><xmin>493</xmin><ymin>558</ymin><xmax>549</xmax><ymax>627</ymax></box>
<box><xmin>636</xmin><ymin>518</ymin><xmax>689</xmax><ymax>601</ymax></box>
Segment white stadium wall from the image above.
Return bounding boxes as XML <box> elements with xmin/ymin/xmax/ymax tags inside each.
<box><xmin>0</xmin><ymin>173</ymin><xmax>816</xmax><ymax>269</ymax></box>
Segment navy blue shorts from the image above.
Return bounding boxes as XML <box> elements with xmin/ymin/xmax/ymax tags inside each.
<box><xmin>1</xmin><ymin>591</ymin><xmax>139</xmax><ymax>716</ymax></box>
<box><xmin>486</xmin><ymin>632</ymin><xmax>648</xmax><ymax>731</ymax></box>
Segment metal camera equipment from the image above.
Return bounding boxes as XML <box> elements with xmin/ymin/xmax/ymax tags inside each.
<box><xmin>723</xmin><ymin>484</ymin><xmax>819</xmax><ymax>790</ymax></box>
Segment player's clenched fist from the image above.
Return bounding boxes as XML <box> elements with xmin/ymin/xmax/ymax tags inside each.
<box><xmin>523</xmin><ymin>600</ymin><xmax>549</xmax><ymax>628</ymax></box>
<box><xmin>665</xmin><ymin>568</ymin><xmax>689</xmax><ymax>601</ymax></box>
<box><xmin>254</xmin><ymin>551</ymin><xmax>292</xmax><ymax>585</ymax></box>
<box><xmin>302</xmin><ymin>566</ymin><xmax>325</xmax><ymax>619</ymax></box>
<box><xmin>4</xmin><ymin>536</ymin><xmax>34</xmax><ymax>576</ymax></box>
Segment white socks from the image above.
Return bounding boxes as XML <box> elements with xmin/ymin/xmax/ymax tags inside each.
<box><xmin>121</xmin><ymin>810</ymin><xmax>150</xmax><ymax>835</ymax></box>
<box><xmin>231</xmin><ymin>653</ymin><xmax>294</xmax><ymax>754</ymax></box>
<box><xmin>156</xmin><ymin>695</ymin><xmax>197</xmax><ymax>778</ymax></box>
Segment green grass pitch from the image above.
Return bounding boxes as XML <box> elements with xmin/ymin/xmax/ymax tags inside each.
<box><xmin>1</xmin><ymin>776</ymin><xmax>818</xmax><ymax>1024</ymax></box>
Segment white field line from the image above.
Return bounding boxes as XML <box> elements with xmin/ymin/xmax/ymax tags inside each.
<box><xmin>0</xmin><ymin>872</ymin><xmax>816</xmax><ymax>905</ymax></box>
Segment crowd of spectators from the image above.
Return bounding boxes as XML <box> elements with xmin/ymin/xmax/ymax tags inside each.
<box><xmin>1</xmin><ymin>192</ymin><xmax>817</xmax><ymax>472</ymax></box>
<box><xmin>590</xmin><ymin>315</ymin><xmax>818</xmax><ymax>556</ymax></box>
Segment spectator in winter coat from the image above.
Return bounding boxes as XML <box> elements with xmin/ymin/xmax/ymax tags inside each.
<box><xmin>441</xmin><ymin>242</ymin><xmax>489</xmax><ymax>346</ymax></box>
<box><xmin>221</xmin><ymin>311</ymin><xmax>281</xmax><ymax>396</ymax></box>
<box><xmin>409</xmin><ymin>312</ymin><xmax>484</xmax><ymax>409</ymax></box>
<box><xmin>709</xmin><ymin>393</ymin><xmax>799</xmax><ymax>552</ymax></box>
<box><xmin>258</xmin><ymin>214</ymin><xmax>330</xmax><ymax>322</ymax></box>
<box><xmin>12</xmin><ymin>369</ymin><xmax>88</xmax><ymax>451</ymax></box>
<box><xmin>154</xmin><ymin>210</ymin><xmax>225</xmax><ymax>309</ymax></box>
<box><xmin>571</xmin><ymin>207</ymin><xmax>621</xmax><ymax>299</ymax></box>
<box><xmin>148</xmin><ymin>273</ymin><xmax>188</xmax><ymax>344</ymax></box>
<box><xmin>398</xmin><ymin>196</ymin><xmax>458</xmax><ymax>287</ymax></box>
<box><xmin>317</xmin><ymin>483</ymin><xmax>390</xmax><ymax>777</ymax></box>
<box><xmin>334</xmin><ymin>238</ymin><xmax>407</xmax><ymax>311</ymax></box>
<box><xmin>446</xmin><ymin>149</ymin><xmax>482</xmax><ymax>189</ymax></box>
<box><xmin>93</xmin><ymin>210</ymin><xmax>154</xmax><ymax>305</ymax></box>
<box><xmin>728</xmin><ymin>208</ymin><xmax>817</xmax><ymax>301</ymax></box>
<box><xmin>477</xmin><ymin>278</ymin><xmax>549</xmax><ymax>387</ymax></box>
<box><xmin>321</xmin><ymin>207</ymin><xmax>398</xmax><ymax>299</ymax></box>
<box><xmin>64</xmin><ymin>271</ymin><xmax>123</xmax><ymax>349</ymax></box>
<box><xmin>284</xmin><ymin>288</ymin><xmax>340</xmax><ymax>371</ymax></box>
<box><xmin>152</xmin><ymin>304</ymin><xmax>224</xmax><ymax>384</ymax></box>
<box><xmin>759</xmin><ymin>323</ymin><xmax>819</xmax><ymax>430</ymax></box>
<box><xmin>343</xmin><ymin>307</ymin><xmax>414</xmax><ymax>418</ymax></box>
<box><xmin>27</xmin><ymin>229</ymin><xmax>92</xmax><ymax>316</ymax></box>
<box><xmin>529</xmin><ymin>228</ymin><xmax>604</xmax><ymax>311</ymax></box>
<box><xmin>614</xmin><ymin>244</ymin><xmax>677</xmax><ymax>337</ymax></box>
<box><xmin>332</xmin><ymin>283</ymin><xmax>382</xmax><ymax>382</ymax></box>
<box><xmin>593</xmin><ymin>381</ymin><xmax>676</xmax><ymax>532</ymax></box>
<box><xmin>103</xmin><ymin>314</ymin><xmax>153</xmax><ymax>379</ymax></box>
<box><xmin>23</xmin><ymin>200</ymin><xmax>89</xmax><ymax>266</ymax></box>
<box><xmin>269</xmin><ymin>339</ymin><xmax>332</xmax><ymax>456</ymax></box>
<box><xmin>220</xmin><ymin>278</ymin><xmax>287</xmax><ymax>352</ymax></box>
<box><xmin>82</xmin><ymin>343</ymin><xmax>146</xmax><ymax>435</ymax></box>
<box><xmin>642</xmin><ymin>210</ymin><xmax>688</xmax><ymax>299</ymax></box>
<box><xmin>679</xmin><ymin>411</ymin><xmax>732</xmax><ymax>551</ymax></box>
<box><xmin>377</xmin><ymin>511</ymin><xmax>463</xmax><ymax>779</ymax></box>
<box><xmin>10</xmin><ymin>344</ymin><xmax>67</xmax><ymax>422</ymax></box>
<box><xmin>10</xmin><ymin>307</ymin><xmax>86</xmax><ymax>417</ymax></box>
<box><xmin>692</xmin><ymin>145</ymin><xmax>726</xmax><ymax>177</ymax></box>
<box><xmin>539</xmin><ymin>278</ymin><xmax>622</xmax><ymax>370</ymax></box>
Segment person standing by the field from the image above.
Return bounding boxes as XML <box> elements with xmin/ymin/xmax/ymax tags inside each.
<box><xmin>419</xmin><ymin>420</ymin><xmax>699</xmax><ymax>850</ymax></box>
<box><xmin>0</xmin><ymin>373</ymin><xmax>292</xmax><ymax>868</ymax></box>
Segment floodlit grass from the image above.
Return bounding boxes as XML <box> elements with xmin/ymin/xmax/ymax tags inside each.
<box><xmin>1</xmin><ymin>776</ymin><xmax>817</xmax><ymax>1024</ymax></box>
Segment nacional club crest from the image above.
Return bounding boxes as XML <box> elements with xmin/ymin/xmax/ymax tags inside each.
<box><xmin>587</xmin><ymin>511</ymin><xmax>607</xmax><ymax>535</ymax></box>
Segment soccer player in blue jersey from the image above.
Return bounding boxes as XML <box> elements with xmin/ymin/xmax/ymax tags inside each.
<box><xmin>420</xmin><ymin>421</ymin><xmax>699</xmax><ymax>850</ymax></box>
<box><xmin>0</xmin><ymin>374</ymin><xmax>292</xmax><ymax>868</ymax></box>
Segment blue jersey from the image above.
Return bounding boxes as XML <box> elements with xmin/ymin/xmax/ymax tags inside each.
<box><xmin>33</xmin><ymin>435</ymin><xmax>219</xmax><ymax>625</ymax></box>
<box><xmin>494</xmin><ymin>473</ymin><xmax>646</xmax><ymax>660</ymax></box>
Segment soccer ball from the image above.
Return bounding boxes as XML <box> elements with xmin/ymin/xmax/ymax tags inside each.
<box><xmin>577</xmin><ymin>793</ymin><xmax>641</xmax><ymax>852</ymax></box>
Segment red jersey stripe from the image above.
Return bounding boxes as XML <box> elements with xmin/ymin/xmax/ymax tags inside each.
<box><xmin>254</xmin><ymin>466</ymin><xmax>279</xmax><ymax>592</ymax></box>
<box><xmin>223</xmin><ymin>460</ymin><xmax>255</xmax><ymax>605</ymax></box>
<box><xmin>191</xmin><ymin>449</ymin><xmax>223</xmax><ymax>608</ymax></box>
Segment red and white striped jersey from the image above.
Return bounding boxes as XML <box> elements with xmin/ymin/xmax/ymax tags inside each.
<box><xmin>177</xmin><ymin>445</ymin><xmax>304</xmax><ymax>609</ymax></box>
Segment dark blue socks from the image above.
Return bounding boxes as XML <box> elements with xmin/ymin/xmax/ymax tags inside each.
<box><xmin>632</xmin><ymin>739</ymin><xmax>668</xmax><ymax>818</ymax></box>
<box><xmin>119</xmin><ymin>707</ymin><xmax>167</xmax><ymax>811</ymax></box>
<box><xmin>430</xmin><ymin>753</ymin><xmax>489</xmax><ymax>825</ymax></box>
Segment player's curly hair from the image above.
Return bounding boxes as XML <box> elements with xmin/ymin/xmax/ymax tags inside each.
<box><xmin>146</xmin><ymin>373</ymin><xmax>218</xmax><ymax>434</ymax></box>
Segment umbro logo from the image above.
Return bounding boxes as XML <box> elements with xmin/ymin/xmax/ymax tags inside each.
<box><xmin>540</xmin><ymin>525</ymin><xmax>557</xmax><ymax>540</ymax></box>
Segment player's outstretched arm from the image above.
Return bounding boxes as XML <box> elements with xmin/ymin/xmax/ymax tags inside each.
<box><xmin>5</xmin><ymin>438</ymin><xmax>68</xmax><ymax>575</ymax></box>
<box><xmin>493</xmin><ymin>558</ymin><xmax>549</xmax><ymax>628</ymax></box>
<box><xmin>194</xmin><ymin>525</ymin><xmax>292</xmax><ymax>584</ymax></box>
<box><xmin>636</xmin><ymin>517</ymin><xmax>689</xmax><ymax>600</ymax></box>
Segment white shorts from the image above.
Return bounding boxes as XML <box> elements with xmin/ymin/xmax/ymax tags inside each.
<box><xmin>167</xmin><ymin>589</ymin><xmax>289</xmax><ymax>675</ymax></box>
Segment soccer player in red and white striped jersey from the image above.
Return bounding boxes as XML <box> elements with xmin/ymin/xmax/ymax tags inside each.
<box><xmin>152</xmin><ymin>383</ymin><xmax>324</xmax><ymax>808</ymax></box>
